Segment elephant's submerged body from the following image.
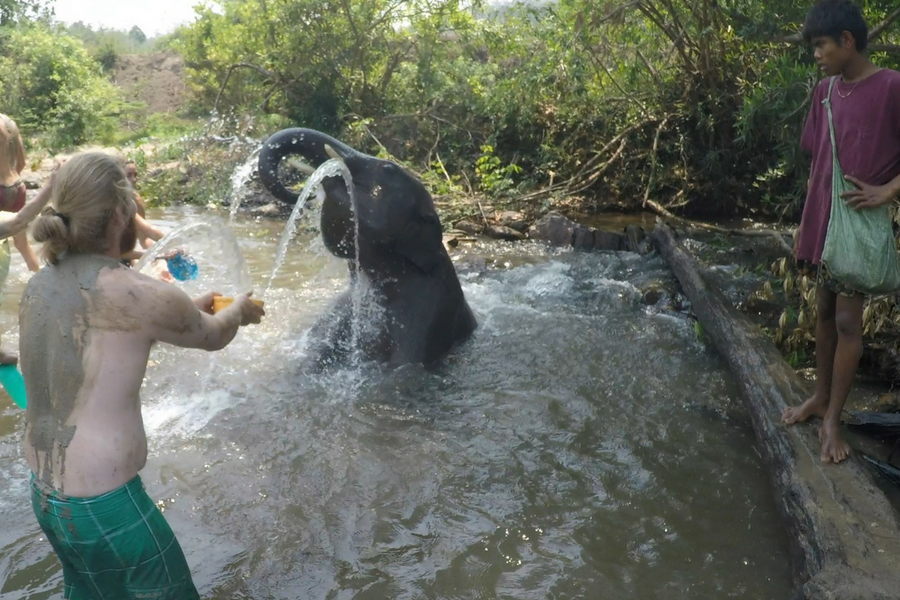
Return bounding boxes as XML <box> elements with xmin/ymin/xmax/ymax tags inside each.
<box><xmin>258</xmin><ymin>127</ymin><xmax>477</xmax><ymax>368</ymax></box>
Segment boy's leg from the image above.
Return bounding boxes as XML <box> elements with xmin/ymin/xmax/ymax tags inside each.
<box><xmin>85</xmin><ymin>478</ymin><xmax>200</xmax><ymax>599</ymax></box>
<box><xmin>783</xmin><ymin>284</ymin><xmax>837</xmax><ymax>424</ymax></box>
<box><xmin>0</xmin><ymin>238</ymin><xmax>13</xmax><ymax>364</ymax></box>
<box><xmin>820</xmin><ymin>292</ymin><xmax>865</xmax><ymax>463</ymax></box>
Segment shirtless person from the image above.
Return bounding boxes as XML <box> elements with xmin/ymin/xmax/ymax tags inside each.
<box><xmin>124</xmin><ymin>160</ymin><xmax>163</xmax><ymax>250</ymax></box>
<box><xmin>0</xmin><ymin>115</ymin><xmax>41</xmax><ymax>272</ymax></box>
<box><xmin>20</xmin><ymin>152</ymin><xmax>264</xmax><ymax>599</ymax></box>
<box><xmin>0</xmin><ymin>115</ymin><xmax>50</xmax><ymax>364</ymax></box>
<box><xmin>119</xmin><ymin>160</ymin><xmax>181</xmax><ymax>281</ymax></box>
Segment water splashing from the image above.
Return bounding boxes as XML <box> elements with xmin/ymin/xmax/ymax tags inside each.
<box><xmin>261</xmin><ymin>155</ymin><xmax>368</xmax><ymax>368</ymax></box>
<box><xmin>133</xmin><ymin>221</ymin><xmax>251</xmax><ymax>296</ymax></box>
<box><xmin>263</xmin><ymin>159</ymin><xmax>347</xmax><ymax>298</ymax></box>
<box><xmin>228</xmin><ymin>145</ymin><xmax>261</xmax><ymax>223</ymax></box>
<box><xmin>343</xmin><ymin>161</ymin><xmax>364</xmax><ymax>367</ymax></box>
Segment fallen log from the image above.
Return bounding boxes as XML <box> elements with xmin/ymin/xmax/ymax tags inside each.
<box><xmin>862</xmin><ymin>454</ymin><xmax>900</xmax><ymax>487</ymax></box>
<box><xmin>846</xmin><ymin>411</ymin><xmax>900</xmax><ymax>438</ymax></box>
<box><xmin>644</xmin><ymin>198</ymin><xmax>795</xmax><ymax>254</ymax></box>
<box><xmin>651</xmin><ymin>222</ymin><xmax>900</xmax><ymax>600</ymax></box>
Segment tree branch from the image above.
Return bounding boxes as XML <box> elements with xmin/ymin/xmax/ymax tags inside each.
<box><xmin>213</xmin><ymin>63</ymin><xmax>276</xmax><ymax>115</ymax></box>
<box><xmin>868</xmin><ymin>4</ymin><xmax>900</xmax><ymax>41</ymax></box>
<box><xmin>643</xmin><ymin>115</ymin><xmax>671</xmax><ymax>208</ymax></box>
<box><xmin>868</xmin><ymin>43</ymin><xmax>900</xmax><ymax>53</ymax></box>
<box><xmin>778</xmin><ymin>2</ymin><xmax>900</xmax><ymax>45</ymax></box>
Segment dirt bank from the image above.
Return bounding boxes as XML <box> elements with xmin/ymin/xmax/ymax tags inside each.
<box><xmin>112</xmin><ymin>51</ymin><xmax>187</xmax><ymax>115</ymax></box>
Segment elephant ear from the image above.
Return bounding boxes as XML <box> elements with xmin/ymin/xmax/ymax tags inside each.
<box><xmin>394</xmin><ymin>214</ymin><xmax>445</xmax><ymax>274</ymax></box>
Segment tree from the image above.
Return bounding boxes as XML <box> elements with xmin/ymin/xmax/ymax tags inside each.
<box><xmin>0</xmin><ymin>0</ymin><xmax>50</xmax><ymax>26</ymax></box>
<box><xmin>128</xmin><ymin>25</ymin><xmax>146</xmax><ymax>44</ymax></box>
<box><xmin>175</xmin><ymin>0</ymin><xmax>485</xmax><ymax>134</ymax></box>
<box><xmin>0</xmin><ymin>24</ymin><xmax>125</xmax><ymax>148</ymax></box>
<box><xmin>169</xmin><ymin>0</ymin><xmax>900</xmax><ymax>219</ymax></box>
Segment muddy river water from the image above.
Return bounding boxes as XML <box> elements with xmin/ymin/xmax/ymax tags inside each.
<box><xmin>0</xmin><ymin>207</ymin><xmax>791</xmax><ymax>599</ymax></box>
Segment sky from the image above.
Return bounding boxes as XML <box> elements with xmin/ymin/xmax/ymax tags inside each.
<box><xmin>51</xmin><ymin>0</ymin><xmax>217</xmax><ymax>37</ymax></box>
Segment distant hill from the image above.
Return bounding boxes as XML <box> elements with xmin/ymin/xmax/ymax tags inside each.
<box><xmin>112</xmin><ymin>51</ymin><xmax>187</xmax><ymax>115</ymax></box>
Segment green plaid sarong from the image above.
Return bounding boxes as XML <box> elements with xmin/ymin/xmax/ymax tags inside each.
<box><xmin>30</xmin><ymin>475</ymin><xmax>200</xmax><ymax>600</ymax></box>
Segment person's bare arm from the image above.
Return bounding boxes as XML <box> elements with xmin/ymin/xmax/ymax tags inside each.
<box><xmin>14</xmin><ymin>133</ymin><xmax>25</xmax><ymax>174</ymax></box>
<box><xmin>0</xmin><ymin>180</ymin><xmax>53</xmax><ymax>240</ymax></box>
<box><xmin>12</xmin><ymin>230</ymin><xmax>39</xmax><ymax>271</ymax></box>
<box><xmin>121</xmin><ymin>250</ymin><xmax>143</xmax><ymax>262</ymax></box>
<box><xmin>135</xmin><ymin>214</ymin><xmax>164</xmax><ymax>248</ymax></box>
<box><xmin>140</xmin><ymin>278</ymin><xmax>263</xmax><ymax>351</ymax></box>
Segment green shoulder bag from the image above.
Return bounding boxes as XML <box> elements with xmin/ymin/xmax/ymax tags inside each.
<box><xmin>820</xmin><ymin>76</ymin><xmax>900</xmax><ymax>295</ymax></box>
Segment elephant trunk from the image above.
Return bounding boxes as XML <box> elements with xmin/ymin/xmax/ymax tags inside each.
<box><xmin>258</xmin><ymin>128</ymin><xmax>364</xmax><ymax>206</ymax></box>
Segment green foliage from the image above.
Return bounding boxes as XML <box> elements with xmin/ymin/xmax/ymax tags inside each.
<box><xmin>95</xmin><ymin>42</ymin><xmax>118</xmax><ymax>72</ymax></box>
<box><xmin>170</xmin><ymin>0</ymin><xmax>822</xmax><ymax>215</ymax></box>
<box><xmin>692</xmin><ymin>319</ymin><xmax>704</xmax><ymax>342</ymax></box>
<box><xmin>66</xmin><ymin>21</ymin><xmax>163</xmax><ymax>56</ymax></box>
<box><xmin>139</xmin><ymin>137</ymin><xmax>258</xmax><ymax>209</ymax></box>
<box><xmin>0</xmin><ymin>24</ymin><xmax>126</xmax><ymax>149</ymax></box>
<box><xmin>475</xmin><ymin>145</ymin><xmax>522</xmax><ymax>195</ymax></box>
<box><xmin>128</xmin><ymin>26</ymin><xmax>147</xmax><ymax>45</ymax></box>
<box><xmin>0</xmin><ymin>0</ymin><xmax>49</xmax><ymax>26</ymax></box>
<box><xmin>3</xmin><ymin>0</ymin><xmax>900</xmax><ymax>221</ymax></box>
<box><xmin>172</xmin><ymin>0</ymin><xmax>486</xmax><ymax>133</ymax></box>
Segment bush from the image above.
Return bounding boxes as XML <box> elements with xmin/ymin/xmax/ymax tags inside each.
<box><xmin>0</xmin><ymin>24</ymin><xmax>126</xmax><ymax>149</ymax></box>
<box><xmin>169</xmin><ymin>0</ymin><xmax>900</xmax><ymax>219</ymax></box>
<box><xmin>95</xmin><ymin>42</ymin><xmax>118</xmax><ymax>72</ymax></box>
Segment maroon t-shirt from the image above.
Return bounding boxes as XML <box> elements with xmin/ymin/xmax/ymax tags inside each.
<box><xmin>797</xmin><ymin>68</ymin><xmax>900</xmax><ymax>264</ymax></box>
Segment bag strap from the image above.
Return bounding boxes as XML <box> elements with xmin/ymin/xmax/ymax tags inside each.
<box><xmin>824</xmin><ymin>76</ymin><xmax>842</xmax><ymax>172</ymax></box>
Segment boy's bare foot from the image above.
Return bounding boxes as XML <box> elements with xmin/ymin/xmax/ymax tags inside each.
<box><xmin>782</xmin><ymin>394</ymin><xmax>828</xmax><ymax>425</ymax></box>
<box><xmin>0</xmin><ymin>350</ymin><xmax>18</xmax><ymax>365</ymax></box>
<box><xmin>819</xmin><ymin>422</ymin><xmax>850</xmax><ymax>463</ymax></box>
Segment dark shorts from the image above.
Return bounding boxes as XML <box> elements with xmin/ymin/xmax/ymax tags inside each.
<box><xmin>30</xmin><ymin>475</ymin><xmax>200</xmax><ymax>600</ymax></box>
<box><xmin>817</xmin><ymin>263</ymin><xmax>865</xmax><ymax>298</ymax></box>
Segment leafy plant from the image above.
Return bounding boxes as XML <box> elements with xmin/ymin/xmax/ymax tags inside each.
<box><xmin>95</xmin><ymin>42</ymin><xmax>118</xmax><ymax>72</ymax></box>
<box><xmin>475</xmin><ymin>145</ymin><xmax>521</xmax><ymax>195</ymax></box>
<box><xmin>0</xmin><ymin>24</ymin><xmax>125</xmax><ymax>149</ymax></box>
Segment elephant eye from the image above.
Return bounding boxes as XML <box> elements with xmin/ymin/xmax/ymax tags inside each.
<box><xmin>372</xmin><ymin>184</ymin><xmax>382</xmax><ymax>198</ymax></box>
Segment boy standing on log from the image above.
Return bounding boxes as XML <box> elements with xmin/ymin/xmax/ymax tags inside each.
<box><xmin>783</xmin><ymin>0</ymin><xmax>900</xmax><ymax>463</ymax></box>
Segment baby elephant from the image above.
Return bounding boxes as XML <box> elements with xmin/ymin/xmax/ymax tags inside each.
<box><xmin>259</xmin><ymin>127</ymin><xmax>477</xmax><ymax>368</ymax></box>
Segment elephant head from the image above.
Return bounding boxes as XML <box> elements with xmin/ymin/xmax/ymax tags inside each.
<box><xmin>258</xmin><ymin>128</ymin><xmax>445</xmax><ymax>277</ymax></box>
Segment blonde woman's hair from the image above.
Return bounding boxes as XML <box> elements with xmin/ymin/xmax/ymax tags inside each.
<box><xmin>0</xmin><ymin>114</ymin><xmax>23</xmax><ymax>170</ymax></box>
<box><xmin>32</xmin><ymin>152</ymin><xmax>135</xmax><ymax>265</ymax></box>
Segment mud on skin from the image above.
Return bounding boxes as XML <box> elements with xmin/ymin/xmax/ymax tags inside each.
<box><xmin>21</xmin><ymin>255</ymin><xmax>129</xmax><ymax>494</ymax></box>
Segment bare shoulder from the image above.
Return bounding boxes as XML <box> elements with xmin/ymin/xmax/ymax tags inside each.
<box><xmin>93</xmin><ymin>266</ymin><xmax>194</xmax><ymax>335</ymax></box>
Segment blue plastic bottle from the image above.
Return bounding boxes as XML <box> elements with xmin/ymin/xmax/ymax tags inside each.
<box><xmin>166</xmin><ymin>254</ymin><xmax>198</xmax><ymax>281</ymax></box>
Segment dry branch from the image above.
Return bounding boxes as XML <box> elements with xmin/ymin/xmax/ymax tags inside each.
<box><xmin>642</xmin><ymin>115</ymin><xmax>671</xmax><ymax>209</ymax></box>
<box><xmin>646</xmin><ymin>199</ymin><xmax>794</xmax><ymax>252</ymax></box>
<box><xmin>213</xmin><ymin>63</ymin><xmax>277</xmax><ymax>115</ymax></box>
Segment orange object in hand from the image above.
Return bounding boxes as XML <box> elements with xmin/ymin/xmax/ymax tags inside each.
<box><xmin>212</xmin><ymin>296</ymin><xmax>265</xmax><ymax>314</ymax></box>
